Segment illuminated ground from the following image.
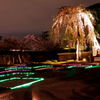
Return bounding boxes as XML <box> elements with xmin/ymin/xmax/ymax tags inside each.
<box><xmin>0</xmin><ymin>79</ymin><xmax>34</xmax><ymax>87</ymax></box>
<box><xmin>0</xmin><ymin>64</ymin><xmax>100</xmax><ymax>100</ymax></box>
<box><xmin>31</xmin><ymin>68</ymin><xmax>100</xmax><ymax>100</ymax></box>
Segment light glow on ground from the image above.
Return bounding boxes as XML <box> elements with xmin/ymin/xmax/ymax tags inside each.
<box><xmin>0</xmin><ymin>77</ymin><xmax>44</xmax><ymax>90</ymax></box>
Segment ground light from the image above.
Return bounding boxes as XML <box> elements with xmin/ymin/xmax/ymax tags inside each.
<box><xmin>0</xmin><ymin>65</ymin><xmax>46</xmax><ymax>90</ymax></box>
<box><xmin>0</xmin><ymin>72</ymin><xmax>35</xmax><ymax>77</ymax></box>
<box><xmin>85</xmin><ymin>64</ymin><xmax>100</xmax><ymax>69</ymax></box>
<box><xmin>0</xmin><ymin>77</ymin><xmax>20</xmax><ymax>82</ymax></box>
<box><xmin>0</xmin><ymin>65</ymin><xmax>53</xmax><ymax>71</ymax></box>
<box><xmin>33</xmin><ymin>65</ymin><xmax>53</xmax><ymax>69</ymax></box>
<box><xmin>5</xmin><ymin>67</ymin><xmax>33</xmax><ymax>70</ymax></box>
<box><xmin>0</xmin><ymin>65</ymin><xmax>53</xmax><ymax>74</ymax></box>
<box><xmin>67</xmin><ymin>66</ymin><xmax>75</xmax><ymax>69</ymax></box>
<box><xmin>0</xmin><ymin>69</ymin><xmax>31</xmax><ymax>74</ymax></box>
<box><xmin>0</xmin><ymin>77</ymin><xmax>44</xmax><ymax>90</ymax></box>
<box><xmin>10</xmin><ymin>77</ymin><xmax>44</xmax><ymax>90</ymax></box>
<box><xmin>66</xmin><ymin>64</ymin><xmax>100</xmax><ymax>69</ymax></box>
<box><xmin>66</xmin><ymin>64</ymin><xmax>90</xmax><ymax>68</ymax></box>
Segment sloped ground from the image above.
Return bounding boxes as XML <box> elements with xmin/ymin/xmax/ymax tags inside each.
<box><xmin>32</xmin><ymin>69</ymin><xmax>100</xmax><ymax>100</ymax></box>
<box><xmin>1</xmin><ymin>68</ymin><xmax>100</xmax><ymax>100</ymax></box>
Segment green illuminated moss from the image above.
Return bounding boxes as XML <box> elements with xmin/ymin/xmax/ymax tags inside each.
<box><xmin>0</xmin><ymin>77</ymin><xmax>20</xmax><ymax>82</ymax></box>
<box><xmin>33</xmin><ymin>65</ymin><xmax>53</xmax><ymax>69</ymax></box>
<box><xmin>0</xmin><ymin>77</ymin><xmax>45</xmax><ymax>90</ymax></box>
<box><xmin>0</xmin><ymin>72</ymin><xmax>35</xmax><ymax>77</ymax></box>
<box><xmin>10</xmin><ymin>77</ymin><xmax>44</xmax><ymax>90</ymax></box>
<box><xmin>85</xmin><ymin>65</ymin><xmax>100</xmax><ymax>69</ymax></box>
<box><xmin>67</xmin><ymin>66</ymin><xmax>74</xmax><ymax>68</ymax></box>
<box><xmin>5</xmin><ymin>67</ymin><xmax>32</xmax><ymax>70</ymax></box>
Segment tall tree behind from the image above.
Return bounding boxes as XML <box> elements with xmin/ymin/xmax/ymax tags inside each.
<box><xmin>87</xmin><ymin>3</ymin><xmax>100</xmax><ymax>34</ymax></box>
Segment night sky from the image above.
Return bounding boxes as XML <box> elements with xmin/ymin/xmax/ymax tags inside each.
<box><xmin>0</xmin><ymin>0</ymin><xmax>99</xmax><ymax>38</ymax></box>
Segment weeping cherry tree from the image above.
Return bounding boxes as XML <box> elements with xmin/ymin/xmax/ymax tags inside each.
<box><xmin>50</xmin><ymin>6</ymin><xmax>100</xmax><ymax>51</ymax></box>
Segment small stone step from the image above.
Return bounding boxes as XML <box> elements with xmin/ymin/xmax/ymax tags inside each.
<box><xmin>94</xmin><ymin>56</ymin><xmax>100</xmax><ymax>62</ymax></box>
<box><xmin>98</xmin><ymin>50</ymin><xmax>100</xmax><ymax>55</ymax></box>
